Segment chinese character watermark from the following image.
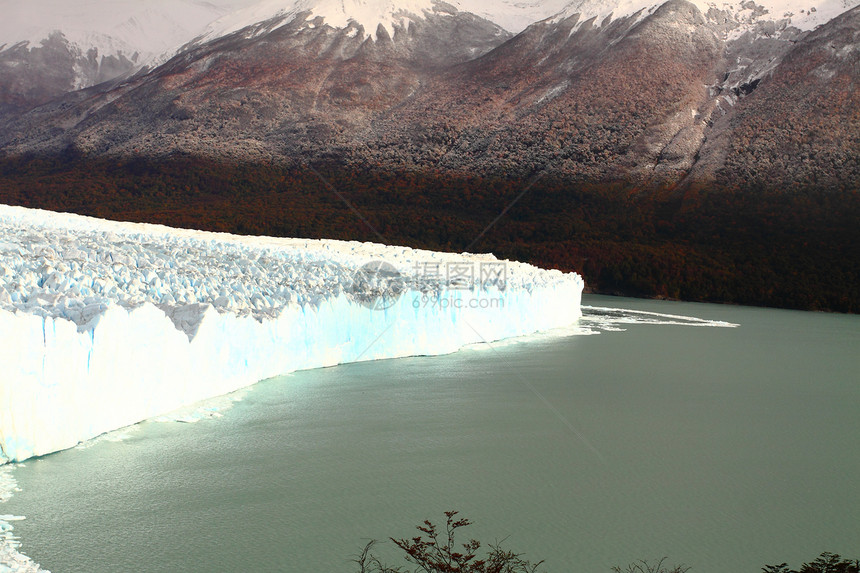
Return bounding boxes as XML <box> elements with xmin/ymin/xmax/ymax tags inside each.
<box><xmin>446</xmin><ymin>262</ymin><xmax>474</xmax><ymax>290</ymax></box>
<box><xmin>412</xmin><ymin>261</ymin><xmax>507</xmax><ymax>291</ymax></box>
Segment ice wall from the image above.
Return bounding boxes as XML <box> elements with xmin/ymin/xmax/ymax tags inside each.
<box><xmin>0</xmin><ymin>205</ymin><xmax>583</xmax><ymax>464</ymax></box>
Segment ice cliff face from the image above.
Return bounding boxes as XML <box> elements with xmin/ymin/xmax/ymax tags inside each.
<box><xmin>0</xmin><ymin>205</ymin><xmax>583</xmax><ymax>464</ymax></box>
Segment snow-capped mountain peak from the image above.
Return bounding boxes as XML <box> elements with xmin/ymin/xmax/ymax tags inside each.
<box><xmin>0</xmin><ymin>0</ymin><xmax>232</xmax><ymax>64</ymax></box>
<box><xmin>193</xmin><ymin>0</ymin><xmax>582</xmax><ymax>44</ymax></box>
<box><xmin>546</xmin><ymin>0</ymin><xmax>860</xmax><ymax>32</ymax></box>
<box><xmin>196</xmin><ymin>0</ymin><xmax>451</xmax><ymax>43</ymax></box>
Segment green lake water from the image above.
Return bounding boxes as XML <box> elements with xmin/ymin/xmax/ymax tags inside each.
<box><xmin>3</xmin><ymin>295</ymin><xmax>859</xmax><ymax>572</ymax></box>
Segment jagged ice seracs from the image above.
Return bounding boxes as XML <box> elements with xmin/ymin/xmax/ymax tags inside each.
<box><xmin>0</xmin><ymin>205</ymin><xmax>583</xmax><ymax>464</ymax></box>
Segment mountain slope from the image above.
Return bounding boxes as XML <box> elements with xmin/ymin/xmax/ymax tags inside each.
<box><xmin>0</xmin><ymin>0</ymin><xmax>858</xmax><ymax>193</ymax></box>
<box><xmin>693</xmin><ymin>4</ymin><xmax>860</xmax><ymax>191</ymax></box>
<box><xmin>0</xmin><ymin>0</ymin><xmax>234</xmax><ymax>115</ymax></box>
<box><xmin>356</xmin><ymin>0</ymin><xmax>725</xmax><ymax>182</ymax></box>
<box><xmin>0</xmin><ymin>1</ymin><xmax>511</xmax><ymax>161</ymax></box>
<box><xmin>0</xmin><ymin>0</ymin><xmax>580</xmax><ymax>116</ymax></box>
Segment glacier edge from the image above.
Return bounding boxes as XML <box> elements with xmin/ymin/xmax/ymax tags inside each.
<box><xmin>0</xmin><ymin>205</ymin><xmax>583</xmax><ymax>464</ymax></box>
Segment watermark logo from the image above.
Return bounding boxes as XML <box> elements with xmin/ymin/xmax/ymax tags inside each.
<box><xmin>413</xmin><ymin>293</ymin><xmax>506</xmax><ymax>310</ymax></box>
<box><xmin>352</xmin><ymin>260</ymin><xmax>405</xmax><ymax>311</ymax></box>
<box><xmin>478</xmin><ymin>261</ymin><xmax>507</xmax><ymax>291</ymax></box>
<box><xmin>411</xmin><ymin>261</ymin><xmax>508</xmax><ymax>310</ymax></box>
<box><xmin>413</xmin><ymin>261</ymin><xmax>507</xmax><ymax>291</ymax></box>
<box><xmin>352</xmin><ymin>260</ymin><xmax>508</xmax><ymax>311</ymax></box>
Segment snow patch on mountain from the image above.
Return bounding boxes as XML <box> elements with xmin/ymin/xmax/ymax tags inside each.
<box><xmin>547</xmin><ymin>0</ymin><xmax>860</xmax><ymax>33</ymax></box>
<box><xmin>195</xmin><ymin>0</ymin><xmax>585</xmax><ymax>43</ymax></box>
<box><xmin>0</xmin><ymin>1</ymin><xmax>236</xmax><ymax>65</ymax></box>
<box><xmin>458</xmin><ymin>0</ymin><xmax>576</xmax><ymax>32</ymax></box>
<box><xmin>197</xmin><ymin>0</ymin><xmax>452</xmax><ymax>42</ymax></box>
<box><xmin>3</xmin><ymin>0</ymin><xmax>855</xmax><ymax>65</ymax></box>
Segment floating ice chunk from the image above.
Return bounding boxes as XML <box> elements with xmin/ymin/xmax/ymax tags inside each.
<box><xmin>0</xmin><ymin>465</ymin><xmax>50</xmax><ymax>572</ymax></box>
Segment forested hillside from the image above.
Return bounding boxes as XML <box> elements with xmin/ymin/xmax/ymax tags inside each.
<box><xmin>3</xmin><ymin>155</ymin><xmax>857</xmax><ymax>312</ymax></box>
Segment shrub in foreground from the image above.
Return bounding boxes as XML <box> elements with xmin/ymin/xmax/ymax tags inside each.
<box><xmin>354</xmin><ymin>513</ymin><xmax>856</xmax><ymax>573</ymax></box>
<box><xmin>763</xmin><ymin>553</ymin><xmax>860</xmax><ymax>573</ymax></box>
<box><xmin>354</xmin><ymin>510</ymin><xmax>544</xmax><ymax>573</ymax></box>
<box><xmin>612</xmin><ymin>557</ymin><xmax>690</xmax><ymax>573</ymax></box>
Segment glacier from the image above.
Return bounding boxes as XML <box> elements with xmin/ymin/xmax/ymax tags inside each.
<box><xmin>0</xmin><ymin>204</ymin><xmax>583</xmax><ymax>465</ymax></box>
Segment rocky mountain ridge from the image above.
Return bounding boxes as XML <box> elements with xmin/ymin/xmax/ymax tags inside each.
<box><xmin>0</xmin><ymin>0</ymin><xmax>235</xmax><ymax>115</ymax></box>
<box><xmin>1</xmin><ymin>0</ymin><xmax>858</xmax><ymax>193</ymax></box>
<box><xmin>0</xmin><ymin>0</ymin><xmax>575</xmax><ymax>115</ymax></box>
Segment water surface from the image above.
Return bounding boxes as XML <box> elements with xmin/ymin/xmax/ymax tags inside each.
<box><xmin>3</xmin><ymin>296</ymin><xmax>859</xmax><ymax>572</ymax></box>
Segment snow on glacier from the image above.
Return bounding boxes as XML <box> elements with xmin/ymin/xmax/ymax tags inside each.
<box><xmin>0</xmin><ymin>204</ymin><xmax>583</xmax><ymax>465</ymax></box>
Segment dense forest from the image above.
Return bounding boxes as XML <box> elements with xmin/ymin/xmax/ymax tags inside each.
<box><xmin>1</xmin><ymin>154</ymin><xmax>858</xmax><ymax>312</ymax></box>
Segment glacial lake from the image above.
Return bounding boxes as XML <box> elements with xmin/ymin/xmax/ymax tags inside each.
<box><xmin>2</xmin><ymin>295</ymin><xmax>859</xmax><ymax>573</ymax></box>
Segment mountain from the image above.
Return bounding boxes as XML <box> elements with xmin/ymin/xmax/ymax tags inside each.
<box><xmin>349</xmin><ymin>0</ymin><xmax>860</xmax><ymax>186</ymax></box>
<box><xmin>0</xmin><ymin>0</ymin><xmax>512</xmax><ymax>161</ymax></box>
<box><xmin>688</xmin><ymin>3</ymin><xmax>860</xmax><ymax>192</ymax></box>
<box><xmin>0</xmin><ymin>0</ymin><xmax>574</xmax><ymax>116</ymax></box>
<box><xmin>1</xmin><ymin>0</ymin><xmax>858</xmax><ymax>311</ymax></box>
<box><xmin>2</xmin><ymin>0</ymin><xmax>856</xmax><ymax>190</ymax></box>
<box><xmin>4</xmin><ymin>0</ymin><xmax>840</xmax><ymax>117</ymax></box>
<box><xmin>363</xmin><ymin>0</ymin><xmax>727</xmax><ymax>182</ymax></box>
<box><xmin>0</xmin><ymin>0</ymin><xmax>241</xmax><ymax>115</ymax></box>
